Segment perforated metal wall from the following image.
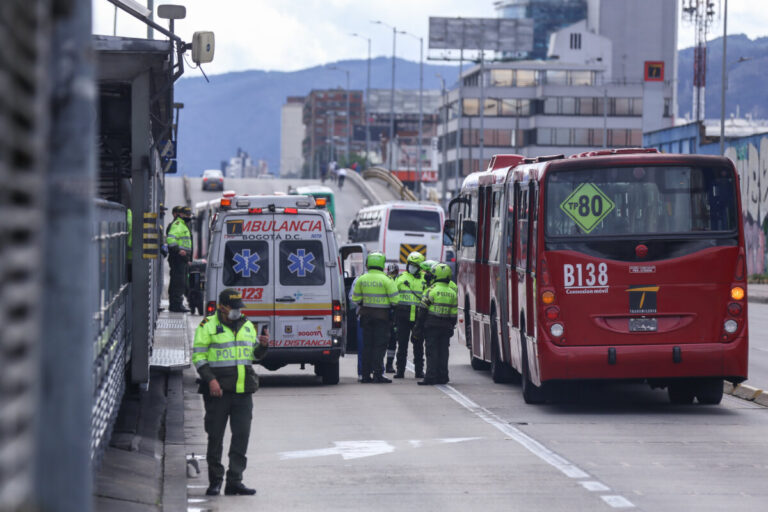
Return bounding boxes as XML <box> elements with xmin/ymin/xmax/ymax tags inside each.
<box><xmin>0</xmin><ymin>0</ymin><xmax>47</xmax><ymax>508</ymax></box>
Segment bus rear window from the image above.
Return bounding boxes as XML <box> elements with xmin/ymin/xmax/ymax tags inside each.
<box><xmin>545</xmin><ymin>166</ymin><xmax>738</xmax><ymax>237</ymax></box>
<box><xmin>388</xmin><ymin>210</ymin><xmax>441</xmax><ymax>232</ymax></box>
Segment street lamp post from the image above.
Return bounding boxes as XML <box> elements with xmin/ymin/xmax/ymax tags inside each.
<box><xmin>436</xmin><ymin>74</ymin><xmax>448</xmax><ymax>209</ymax></box>
<box><xmin>351</xmin><ymin>33</ymin><xmax>371</xmax><ymax>168</ymax></box>
<box><xmin>401</xmin><ymin>30</ymin><xmax>424</xmax><ymax>198</ymax></box>
<box><xmin>372</xmin><ymin>20</ymin><xmax>398</xmax><ymax>171</ymax></box>
<box><xmin>720</xmin><ymin>0</ymin><xmax>728</xmax><ymax>156</ymax></box>
<box><xmin>327</xmin><ymin>65</ymin><xmax>351</xmax><ymax>161</ymax></box>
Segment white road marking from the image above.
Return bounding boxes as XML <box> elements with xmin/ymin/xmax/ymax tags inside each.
<box><xmin>187</xmin><ymin>498</ymin><xmax>207</xmax><ymax>503</ymax></box>
<box><xmin>409</xmin><ymin>440</ymin><xmax>423</xmax><ymax>447</ymax></box>
<box><xmin>601</xmin><ymin>495</ymin><xmax>635</xmax><ymax>508</ymax></box>
<box><xmin>580</xmin><ymin>481</ymin><xmax>611</xmax><ymax>492</ymax></box>
<box><xmin>437</xmin><ymin>437</ymin><xmax>482</xmax><ymax>444</ymax></box>
<box><xmin>279</xmin><ymin>440</ymin><xmax>395</xmax><ymax>460</ymax></box>
<box><xmin>186</xmin><ymin>485</ymin><xmax>208</xmax><ymax>489</ymax></box>
<box><xmin>427</xmin><ymin>376</ymin><xmax>635</xmax><ymax>509</ymax></box>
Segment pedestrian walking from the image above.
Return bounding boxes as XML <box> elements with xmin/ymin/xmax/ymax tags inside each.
<box><xmin>350</xmin><ymin>252</ymin><xmax>399</xmax><ymax>383</ymax></box>
<box><xmin>393</xmin><ymin>252</ymin><xmax>426</xmax><ymax>378</ymax></box>
<box><xmin>192</xmin><ymin>289</ymin><xmax>269</xmax><ymax>496</ymax></box>
<box><xmin>414</xmin><ymin>263</ymin><xmax>458</xmax><ymax>386</ymax></box>
<box><xmin>167</xmin><ymin>205</ymin><xmax>193</xmax><ymax>312</ymax></box>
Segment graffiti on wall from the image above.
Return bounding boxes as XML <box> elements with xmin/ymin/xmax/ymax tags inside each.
<box><xmin>725</xmin><ymin>137</ymin><xmax>768</xmax><ymax>275</ymax></box>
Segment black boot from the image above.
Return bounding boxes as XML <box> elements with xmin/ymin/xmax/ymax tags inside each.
<box><xmin>415</xmin><ymin>367</ymin><xmax>424</xmax><ymax>379</ymax></box>
<box><xmin>385</xmin><ymin>357</ymin><xmax>395</xmax><ymax>373</ymax></box>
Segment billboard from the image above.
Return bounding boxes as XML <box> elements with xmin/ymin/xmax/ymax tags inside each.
<box><xmin>428</xmin><ymin>17</ymin><xmax>534</xmax><ymax>52</ymax></box>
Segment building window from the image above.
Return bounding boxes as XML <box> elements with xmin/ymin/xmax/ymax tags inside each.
<box><xmin>463</xmin><ymin>98</ymin><xmax>479</xmax><ymax>116</ymax></box>
<box><xmin>516</xmin><ymin>70</ymin><xmax>537</xmax><ymax>87</ymax></box>
<box><xmin>570</xmin><ymin>70</ymin><xmax>593</xmax><ymax>86</ymax></box>
<box><xmin>491</xmin><ymin>69</ymin><xmax>513</xmax><ymax>87</ymax></box>
<box><xmin>546</xmin><ymin>70</ymin><xmax>568</xmax><ymax>86</ymax></box>
<box><xmin>570</xmin><ymin>33</ymin><xmax>582</xmax><ymax>50</ymax></box>
<box><xmin>663</xmin><ymin>97</ymin><xmax>672</xmax><ymax>117</ymax></box>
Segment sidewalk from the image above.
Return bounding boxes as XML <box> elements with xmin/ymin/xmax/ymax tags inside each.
<box><xmin>748</xmin><ymin>283</ymin><xmax>768</xmax><ymax>304</ymax></box>
<box><xmin>94</xmin><ymin>310</ymin><xmax>190</xmax><ymax>512</ymax></box>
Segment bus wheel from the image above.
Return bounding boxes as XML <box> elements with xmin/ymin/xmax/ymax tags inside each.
<box><xmin>491</xmin><ymin>315</ymin><xmax>518</xmax><ymax>384</ymax></box>
<box><xmin>695</xmin><ymin>378</ymin><xmax>723</xmax><ymax>405</ymax></box>
<box><xmin>667</xmin><ymin>381</ymin><xmax>695</xmax><ymax>404</ymax></box>
<box><xmin>521</xmin><ymin>339</ymin><xmax>546</xmax><ymax>404</ymax></box>
<box><xmin>321</xmin><ymin>361</ymin><xmax>340</xmax><ymax>385</ymax></box>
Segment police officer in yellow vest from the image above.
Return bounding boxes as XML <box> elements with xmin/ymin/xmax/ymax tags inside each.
<box><xmin>393</xmin><ymin>252</ymin><xmax>426</xmax><ymax>379</ymax></box>
<box><xmin>167</xmin><ymin>205</ymin><xmax>193</xmax><ymax>312</ymax></box>
<box><xmin>351</xmin><ymin>252</ymin><xmax>399</xmax><ymax>383</ymax></box>
<box><xmin>415</xmin><ymin>263</ymin><xmax>458</xmax><ymax>385</ymax></box>
<box><xmin>193</xmin><ymin>289</ymin><xmax>268</xmax><ymax>496</ymax></box>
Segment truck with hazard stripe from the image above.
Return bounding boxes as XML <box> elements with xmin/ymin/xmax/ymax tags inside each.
<box><xmin>204</xmin><ymin>194</ymin><xmax>345</xmax><ymax>384</ymax></box>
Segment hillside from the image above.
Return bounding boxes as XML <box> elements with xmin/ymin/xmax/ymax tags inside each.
<box><xmin>175</xmin><ymin>35</ymin><xmax>767</xmax><ymax>176</ymax></box>
<box><xmin>175</xmin><ymin>57</ymin><xmax>459</xmax><ymax>176</ymax></box>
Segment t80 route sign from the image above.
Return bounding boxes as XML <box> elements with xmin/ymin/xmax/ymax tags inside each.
<box><xmin>559</xmin><ymin>183</ymin><xmax>615</xmax><ymax>234</ymax></box>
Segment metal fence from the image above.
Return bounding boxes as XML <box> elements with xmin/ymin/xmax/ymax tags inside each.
<box><xmin>91</xmin><ymin>199</ymin><xmax>130</xmax><ymax>464</ymax></box>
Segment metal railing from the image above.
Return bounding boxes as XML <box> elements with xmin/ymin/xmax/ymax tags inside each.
<box><xmin>91</xmin><ymin>199</ymin><xmax>130</xmax><ymax>464</ymax></box>
<box><xmin>362</xmin><ymin>167</ymin><xmax>419</xmax><ymax>201</ymax></box>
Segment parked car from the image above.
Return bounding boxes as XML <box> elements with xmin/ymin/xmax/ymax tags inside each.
<box><xmin>201</xmin><ymin>169</ymin><xmax>224</xmax><ymax>191</ymax></box>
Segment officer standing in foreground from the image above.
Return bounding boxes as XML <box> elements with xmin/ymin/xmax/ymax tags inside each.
<box><xmin>393</xmin><ymin>252</ymin><xmax>426</xmax><ymax>378</ymax></box>
<box><xmin>351</xmin><ymin>252</ymin><xmax>399</xmax><ymax>383</ymax></box>
<box><xmin>414</xmin><ymin>263</ymin><xmax>458</xmax><ymax>385</ymax></box>
<box><xmin>167</xmin><ymin>205</ymin><xmax>192</xmax><ymax>312</ymax></box>
<box><xmin>193</xmin><ymin>289</ymin><xmax>269</xmax><ymax>496</ymax></box>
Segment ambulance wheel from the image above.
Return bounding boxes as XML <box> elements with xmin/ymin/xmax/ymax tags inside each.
<box><xmin>695</xmin><ymin>378</ymin><xmax>723</xmax><ymax>405</ymax></box>
<box><xmin>321</xmin><ymin>361</ymin><xmax>339</xmax><ymax>385</ymax></box>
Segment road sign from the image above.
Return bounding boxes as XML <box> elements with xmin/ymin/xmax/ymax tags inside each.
<box><xmin>160</xmin><ymin>139</ymin><xmax>176</xmax><ymax>159</ymax></box>
<box><xmin>428</xmin><ymin>17</ymin><xmax>533</xmax><ymax>52</ymax></box>
<box><xmin>559</xmin><ymin>183</ymin><xmax>615</xmax><ymax>234</ymax></box>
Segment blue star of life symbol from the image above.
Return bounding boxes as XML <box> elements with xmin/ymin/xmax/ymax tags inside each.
<box><xmin>232</xmin><ymin>249</ymin><xmax>261</xmax><ymax>277</ymax></box>
<box><xmin>287</xmin><ymin>249</ymin><xmax>316</xmax><ymax>277</ymax></box>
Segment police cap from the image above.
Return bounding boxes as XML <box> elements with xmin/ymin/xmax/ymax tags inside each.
<box><xmin>219</xmin><ymin>288</ymin><xmax>245</xmax><ymax>309</ymax></box>
<box><xmin>181</xmin><ymin>206</ymin><xmax>192</xmax><ymax>217</ymax></box>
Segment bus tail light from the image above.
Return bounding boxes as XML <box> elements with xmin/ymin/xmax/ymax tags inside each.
<box><xmin>540</xmin><ymin>258</ymin><xmax>551</xmax><ymax>286</ymax></box>
<box><xmin>545</xmin><ymin>306</ymin><xmax>560</xmax><ymax>321</ymax></box>
<box><xmin>731</xmin><ymin>286</ymin><xmax>745</xmax><ymax>300</ymax></box>
<box><xmin>549</xmin><ymin>323</ymin><xmax>564</xmax><ymax>337</ymax></box>
<box><xmin>206</xmin><ymin>301</ymin><xmax>216</xmax><ymax>316</ymax></box>
<box><xmin>727</xmin><ymin>302</ymin><xmax>742</xmax><ymax>317</ymax></box>
<box><xmin>724</xmin><ymin>319</ymin><xmax>738</xmax><ymax>334</ymax></box>
<box><xmin>735</xmin><ymin>253</ymin><xmax>745</xmax><ymax>280</ymax></box>
<box><xmin>541</xmin><ymin>291</ymin><xmax>555</xmax><ymax>305</ymax></box>
<box><xmin>332</xmin><ymin>300</ymin><xmax>342</xmax><ymax>328</ymax></box>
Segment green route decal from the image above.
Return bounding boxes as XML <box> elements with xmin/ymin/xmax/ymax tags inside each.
<box><xmin>559</xmin><ymin>183</ymin><xmax>615</xmax><ymax>233</ymax></box>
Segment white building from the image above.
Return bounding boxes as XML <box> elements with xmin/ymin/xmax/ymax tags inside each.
<box><xmin>437</xmin><ymin>0</ymin><xmax>678</xmax><ymax>188</ymax></box>
<box><xmin>280</xmin><ymin>96</ymin><xmax>305</xmax><ymax>177</ymax></box>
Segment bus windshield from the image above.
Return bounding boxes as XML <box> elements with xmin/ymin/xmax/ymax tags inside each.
<box><xmin>388</xmin><ymin>209</ymin><xmax>441</xmax><ymax>232</ymax></box>
<box><xmin>545</xmin><ymin>165</ymin><xmax>738</xmax><ymax>237</ymax></box>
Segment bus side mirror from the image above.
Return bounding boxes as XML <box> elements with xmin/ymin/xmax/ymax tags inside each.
<box><xmin>443</xmin><ymin>219</ymin><xmax>456</xmax><ymax>245</ymax></box>
<box><xmin>347</xmin><ymin>221</ymin><xmax>358</xmax><ymax>240</ymax></box>
<box><xmin>461</xmin><ymin>220</ymin><xmax>476</xmax><ymax>247</ymax></box>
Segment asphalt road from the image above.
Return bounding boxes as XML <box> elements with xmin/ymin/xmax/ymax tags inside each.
<box><xmin>746</xmin><ymin>301</ymin><xmax>768</xmax><ymax>392</ymax></box>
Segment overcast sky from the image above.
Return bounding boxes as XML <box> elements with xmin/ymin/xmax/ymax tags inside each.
<box><xmin>93</xmin><ymin>0</ymin><xmax>767</xmax><ymax>75</ymax></box>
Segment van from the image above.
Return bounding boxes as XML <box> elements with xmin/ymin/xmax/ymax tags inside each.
<box><xmin>204</xmin><ymin>194</ymin><xmax>345</xmax><ymax>384</ymax></box>
<box><xmin>347</xmin><ymin>201</ymin><xmax>445</xmax><ymax>271</ymax></box>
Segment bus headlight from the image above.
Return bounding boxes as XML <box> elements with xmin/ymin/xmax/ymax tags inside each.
<box><xmin>724</xmin><ymin>319</ymin><xmax>738</xmax><ymax>333</ymax></box>
<box><xmin>550</xmin><ymin>323</ymin><xmax>564</xmax><ymax>337</ymax></box>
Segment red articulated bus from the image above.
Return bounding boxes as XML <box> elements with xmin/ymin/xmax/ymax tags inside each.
<box><xmin>446</xmin><ymin>149</ymin><xmax>748</xmax><ymax>404</ymax></box>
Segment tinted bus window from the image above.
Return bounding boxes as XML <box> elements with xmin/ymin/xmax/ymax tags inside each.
<box><xmin>545</xmin><ymin>166</ymin><xmax>737</xmax><ymax>236</ymax></box>
<box><xmin>279</xmin><ymin>240</ymin><xmax>326</xmax><ymax>286</ymax></box>
<box><xmin>223</xmin><ymin>241</ymin><xmax>269</xmax><ymax>286</ymax></box>
<box><xmin>388</xmin><ymin>210</ymin><xmax>441</xmax><ymax>232</ymax></box>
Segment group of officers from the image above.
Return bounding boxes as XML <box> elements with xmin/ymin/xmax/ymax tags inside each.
<box><xmin>351</xmin><ymin>251</ymin><xmax>458</xmax><ymax>386</ymax></box>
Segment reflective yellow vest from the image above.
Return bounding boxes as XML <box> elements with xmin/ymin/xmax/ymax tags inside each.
<box><xmin>420</xmin><ymin>281</ymin><xmax>458</xmax><ymax>329</ymax></box>
<box><xmin>350</xmin><ymin>269</ymin><xmax>399</xmax><ymax>309</ymax></box>
<box><xmin>394</xmin><ymin>271</ymin><xmax>424</xmax><ymax>321</ymax></box>
<box><xmin>167</xmin><ymin>217</ymin><xmax>192</xmax><ymax>251</ymax></box>
<box><xmin>192</xmin><ymin>313</ymin><xmax>266</xmax><ymax>393</ymax></box>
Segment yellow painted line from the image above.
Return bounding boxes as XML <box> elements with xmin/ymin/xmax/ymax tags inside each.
<box><xmin>143</xmin><ymin>212</ymin><xmax>158</xmax><ymax>219</ymax></box>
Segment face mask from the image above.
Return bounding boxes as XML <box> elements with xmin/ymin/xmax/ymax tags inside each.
<box><xmin>227</xmin><ymin>308</ymin><xmax>241</xmax><ymax>321</ymax></box>
<box><xmin>408</xmin><ymin>264</ymin><xmax>419</xmax><ymax>275</ymax></box>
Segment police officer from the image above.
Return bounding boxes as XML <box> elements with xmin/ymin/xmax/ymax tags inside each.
<box><xmin>415</xmin><ymin>263</ymin><xmax>458</xmax><ymax>385</ymax></box>
<box><xmin>167</xmin><ymin>205</ymin><xmax>193</xmax><ymax>312</ymax></box>
<box><xmin>393</xmin><ymin>252</ymin><xmax>426</xmax><ymax>378</ymax></box>
<box><xmin>350</xmin><ymin>252</ymin><xmax>399</xmax><ymax>383</ymax></box>
<box><xmin>384</xmin><ymin>263</ymin><xmax>400</xmax><ymax>373</ymax></box>
<box><xmin>193</xmin><ymin>289</ymin><xmax>269</xmax><ymax>496</ymax></box>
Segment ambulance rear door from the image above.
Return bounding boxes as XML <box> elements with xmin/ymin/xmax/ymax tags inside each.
<box><xmin>272</xmin><ymin>212</ymin><xmax>334</xmax><ymax>351</ymax></box>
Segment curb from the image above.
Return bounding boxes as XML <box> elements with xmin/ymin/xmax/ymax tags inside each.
<box><xmin>724</xmin><ymin>381</ymin><xmax>768</xmax><ymax>407</ymax></box>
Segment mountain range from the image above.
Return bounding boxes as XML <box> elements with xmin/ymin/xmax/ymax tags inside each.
<box><xmin>175</xmin><ymin>34</ymin><xmax>768</xmax><ymax>176</ymax></box>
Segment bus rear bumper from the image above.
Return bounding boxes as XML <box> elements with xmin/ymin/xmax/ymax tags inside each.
<box><xmin>538</xmin><ymin>335</ymin><xmax>748</xmax><ymax>382</ymax></box>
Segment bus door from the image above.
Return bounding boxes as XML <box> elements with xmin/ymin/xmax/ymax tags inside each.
<box><xmin>512</xmin><ymin>181</ymin><xmax>530</xmax><ymax>360</ymax></box>
<box><xmin>526</xmin><ymin>182</ymin><xmax>539</xmax><ymax>343</ymax></box>
<box><xmin>476</xmin><ymin>185</ymin><xmax>493</xmax><ymax>354</ymax></box>
<box><xmin>272</xmin><ymin>212</ymin><xmax>334</xmax><ymax>351</ymax></box>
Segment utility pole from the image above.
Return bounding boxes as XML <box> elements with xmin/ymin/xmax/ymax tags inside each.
<box><xmin>372</xmin><ymin>20</ymin><xmax>398</xmax><ymax>171</ymax></box>
<box><xmin>437</xmin><ymin>74</ymin><xmax>448</xmax><ymax>208</ymax></box>
<box><xmin>351</xmin><ymin>33</ymin><xmax>372</xmax><ymax>168</ymax></box>
<box><xmin>720</xmin><ymin>0</ymin><xmax>728</xmax><ymax>156</ymax></box>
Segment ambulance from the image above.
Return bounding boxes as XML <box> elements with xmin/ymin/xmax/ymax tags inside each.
<box><xmin>204</xmin><ymin>194</ymin><xmax>345</xmax><ymax>384</ymax></box>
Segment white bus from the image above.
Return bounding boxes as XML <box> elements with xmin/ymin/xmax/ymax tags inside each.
<box><xmin>347</xmin><ymin>201</ymin><xmax>445</xmax><ymax>270</ymax></box>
